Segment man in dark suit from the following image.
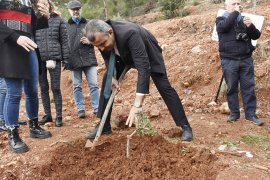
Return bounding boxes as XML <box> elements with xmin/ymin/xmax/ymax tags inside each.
<box><xmin>84</xmin><ymin>19</ymin><xmax>193</xmax><ymax>141</ymax></box>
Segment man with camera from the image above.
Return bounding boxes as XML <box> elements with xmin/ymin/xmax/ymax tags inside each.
<box><xmin>216</xmin><ymin>0</ymin><xmax>263</xmax><ymax>126</ymax></box>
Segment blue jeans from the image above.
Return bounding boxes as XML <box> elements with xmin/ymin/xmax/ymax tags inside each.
<box><xmin>0</xmin><ymin>78</ymin><xmax>7</xmax><ymax>122</ymax></box>
<box><xmin>72</xmin><ymin>66</ymin><xmax>99</xmax><ymax>112</ymax></box>
<box><xmin>4</xmin><ymin>51</ymin><xmax>39</xmax><ymax>128</ymax></box>
<box><xmin>221</xmin><ymin>57</ymin><xmax>257</xmax><ymax>118</ymax></box>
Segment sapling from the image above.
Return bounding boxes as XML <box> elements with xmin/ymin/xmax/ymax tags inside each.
<box><xmin>126</xmin><ymin>112</ymin><xmax>155</xmax><ymax>158</ymax></box>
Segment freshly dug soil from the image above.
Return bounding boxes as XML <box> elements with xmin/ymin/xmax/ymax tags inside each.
<box><xmin>36</xmin><ymin>133</ymin><xmax>222</xmax><ymax>180</ymax></box>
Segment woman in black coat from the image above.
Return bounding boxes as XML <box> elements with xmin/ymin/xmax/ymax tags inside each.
<box><xmin>36</xmin><ymin>2</ymin><xmax>70</xmax><ymax>127</ymax></box>
<box><xmin>0</xmin><ymin>0</ymin><xmax>52</xmax><ymax>153</ymax></box>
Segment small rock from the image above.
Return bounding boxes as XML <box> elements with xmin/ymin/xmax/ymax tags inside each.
<box><xmin>184</xmin><ymin>89</ymin><xmax>192</xmax><ymax>94</ymax></box>
<box><xmin>218</xmin><ymin>144</ymin><xmax>227</xmax><ymax>151</ymax></box>
<box><xmin>208</xmin><ymin>101</ymin><xmax>217</xmax><ymax>106</ymax></box>
<box><xmin>219</xmin><ymin>102</ymin><xmax>230</xmax><ymax>114</ymax></box>
<box><xmin>183</xmin><ymin>82</ymin><xmax>190</xmax><ymax>87</ymax></box>
<box><xmin>191</xmin><ymin>45</ymin><xmax>202</xmax><ymax>54</ymax></box>
<box><xmin>149</xmin><ymin>108</ymin><xmax>160</xmax><ymax>118</ymax></box>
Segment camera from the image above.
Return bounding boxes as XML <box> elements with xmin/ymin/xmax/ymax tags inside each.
<box><xmin>236</xmin><ymin>32</ymin><xmax>249</xmax><ymax>42</ymax></box>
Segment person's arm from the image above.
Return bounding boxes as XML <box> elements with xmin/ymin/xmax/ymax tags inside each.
<box><xmin>127</xmin><ymin>30</ymin><xmax>151</xmax><ymax>95</ymax></box>
<box><xmin>0</xmin><ymin>22</ymin><xmax>37</xmax><ymax>51</ymax></box>
<box><xmin>59</xmin><ymin>18</ymin><xmax>70</xmax><ymax>62</ymax></box>
<box><xmin>125</xmin><ymin>30</ymin><xmax>151</xmax><ymax>127</ymax></box>
<box><xmin>216</xmin><ymin>11</ymin><xmax>239</xmax><ymax>33</ymax></box>
<box><xmin>246</xmin><ymin>23</ymin><xmax>261</xmax><ymax>40</ymax></box>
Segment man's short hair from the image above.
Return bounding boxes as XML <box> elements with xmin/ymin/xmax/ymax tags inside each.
<box><xmin>85</xmin><ymin>19</ymin><xmax>111</xmax><ymax>42</ymax></box>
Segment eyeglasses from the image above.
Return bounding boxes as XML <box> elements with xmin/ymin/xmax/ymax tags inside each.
<box><xmin>71</xmin><ymin>7</ymin><xmax>81</xmax><ymax>11</ymax></box>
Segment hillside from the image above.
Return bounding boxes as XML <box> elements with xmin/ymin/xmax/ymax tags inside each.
<box><xmin>1</xmin><ymin>0</ymin><xmax>270</xmax><ymax>179</ymax></box>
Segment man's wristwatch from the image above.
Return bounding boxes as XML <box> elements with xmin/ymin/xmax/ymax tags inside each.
<box><xmin>134</xmin><ymin>101</ymin><xmax>142</xmax><ymax>108</ymax></box>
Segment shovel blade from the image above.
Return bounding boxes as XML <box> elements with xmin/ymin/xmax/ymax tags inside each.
<box><xmin>85</xmin><ymin>139</ymin><xmax>94</xmax><ymax>148</ymax></box>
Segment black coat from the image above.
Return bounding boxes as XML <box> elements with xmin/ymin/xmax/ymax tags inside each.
<box><xmin>0</xmin><ymin>7</ymin><xmax>48</xmax><ymax>79</ymax></box>
<box><xmin>35</xmin><ymin>12</ymin><xmax>70</xmax><ymax>62</ymax></box>
<box><xmin>216</xmin><ymin>11</ymin><xmax>261</xmax><ymax>60</ymax></box>
<box><xmin>101</xmin><ymin>20</ymin><xmax>166</xmax><ymax>94</ymax></box>
<box><xmin>66</xmin><ymin>17</ymin><xmax>97</xmax><ymax>70</ymax></box>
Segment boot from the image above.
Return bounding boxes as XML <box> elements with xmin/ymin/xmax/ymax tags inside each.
<box><xmin>181</xmin><ymin>125</ymin><xmax>193</xmax><ymax>141</ymax></box>
<box><xmin>29</xmin><ymin>118</ymin><xmax>52</xmax><ymax>139</ymax></box>
<box><xmin>55</xmin><ymin>116</ymin><xmax>62</xmax><ymax>127</ymax></box>
<box><xmin>39</xmin><ymin>114</ymin><xmax>53</xmax><ymax>125</ymax></box>
<box><xmin>0</xmin><ymin>120</ymin><xmax>7</xmax><ymax>132</ymax></box>
<box><xmin>85</xmin><ymin>123</ymin><xmax>112</xmax><ymax>139</ymax></box>
<box><xmin>8</xmin><ymin>127</ymin><xmax>28</xmax><ymax>153</ymax></box>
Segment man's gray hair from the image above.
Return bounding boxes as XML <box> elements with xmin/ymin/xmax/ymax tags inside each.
<box><xmin>85</xmin><ymin>19</ymin><xmax>111</xmax><ymax>42</ymax></box>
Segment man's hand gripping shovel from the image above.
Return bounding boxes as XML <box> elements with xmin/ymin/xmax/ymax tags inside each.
<box><xmin>85</xmin><ymin>67</ymin><xmax>129</xmax><ymax>149</ymax></box>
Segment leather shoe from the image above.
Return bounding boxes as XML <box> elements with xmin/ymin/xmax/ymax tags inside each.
<box><xmin>39</xmin><ymin>115</ymin><xmax>53</xmax><ymax>125</ymax></box>
<box><xmin>181</xmin><ymin>125</ymin><xmax>193</xmax><ymax>141</ymax></box>
<box><xmin>85</xmin><ymin>124</ymin><xmax>112</xmax><ymax>139</ymax></box>
<box><xmin>227</xmin><ymin>114</ymin><xmax>240</xmax><ymax>122</ymax></box>
<box><xmin>78</xmin><ymin>110</ymin><xmax>86</xmax><ymax>118</ymax></box>
<box><xmin>245</xmin><ymin>115</ymin><xmax>264</xmax><ymax>126</ymax></box>
<box><xmin>55</xmin><ymin>117</ymin><xmax>63</xmax><ymax>127</ymax></box>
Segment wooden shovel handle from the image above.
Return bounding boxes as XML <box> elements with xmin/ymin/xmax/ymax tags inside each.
<box><xmin>91</xmin><ymin>66</ymin><xmax>129</xmax><ymax>149</ymax></box>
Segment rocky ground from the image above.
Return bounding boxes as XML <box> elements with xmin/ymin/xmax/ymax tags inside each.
<box><xmin>1</xmin><ymin>0</ymin><xmax>270</xmax><ymax>179</ymax></box>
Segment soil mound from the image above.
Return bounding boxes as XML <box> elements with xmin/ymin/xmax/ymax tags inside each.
<box><xmin>37</xmin><ymin>133</ymin><xmax>223</xmax><ymax>180</ymax></box>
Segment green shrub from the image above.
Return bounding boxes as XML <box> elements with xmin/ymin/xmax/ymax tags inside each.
<box><xmin>158</xmin><ymin>0</ymin><xmax>186</xmax><ymax>19</ymax></box>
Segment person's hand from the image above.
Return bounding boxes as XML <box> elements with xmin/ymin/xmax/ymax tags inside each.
<box><xmin>80</xmin><ymin>36</ymin><xmax>90</xmax><ymax>45</ymax></box>
<box><xmin>126</xmin><ymin>106</ymin><xmax>143</xmax><ymax>127</ymax></box>
<box><xmin>17</xmin><ymin>36</ymin><xmax>37</xmax><ymax>52</ymax></box>
<box><xmin>235</xmin><ymin>4</ymin><xmax>243</xmax><ymax>13</ymax></box>
<box><xmin>243</xmin><ymin>16</ymin><xmax>252</xmax><ymax>27</ymax></box>
<box><xmin>37</xmin><ymin>1</ymin><xmax>50</xmax><ymax>18</ymax></box>
<box><xmin>62</xmin><ymin>61</ymin><xmax>70</xmax><ymax>70</ymax></box>
<box><xmin>111</xmin><ymin>77</ymin><xmax>120</xmax><ymax>91</ymax></box>
<box><xmin>46</xmin><ymin>60</ymin><xmax>56</xmax><ymax>69</ymax></box>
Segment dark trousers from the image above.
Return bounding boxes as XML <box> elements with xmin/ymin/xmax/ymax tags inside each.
<box><xmin>221</xmin><ymin>57</ymin><xmax>257</xmax><ymax>118</ymax></box>
<box><xmin>39</xmin><ymin>61</ymin><xmax>62</xmax><ymax>117</ymax></box>
<box><xmin>97</xmin><ymin>62</ymin><xmax>190</xmax><ymax>129</ymax></box>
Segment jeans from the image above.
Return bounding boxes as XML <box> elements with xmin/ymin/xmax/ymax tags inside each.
<box><xmin>0</xmin><ymin>78</ymin><xmax>7</xmax><ymax>122</ymax></box>
<box><xmin>72</xmin><ymin>66</ymin><xmax>99</xmax><ymax>112</ymax></box>
<box><xmin>4</xmin><ymin>51</ymin><xmax>39</xmax><ymax>128</ymax></box>
<box><xmin>221</xmin><ymin>57</ymin><xmax>257</xmax><ymax>118</ymax></box>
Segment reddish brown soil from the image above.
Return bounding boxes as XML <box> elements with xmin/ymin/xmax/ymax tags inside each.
<box><xmin>1</xmin><ymin>0</ymin><xmax>270</xmax><ymax>179</ymax></box>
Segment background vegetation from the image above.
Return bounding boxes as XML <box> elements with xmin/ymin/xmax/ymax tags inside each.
<box><xmin>51</xmin><ymin>0</ymin><xmax>218</xmax><ymax>20</ymax></box>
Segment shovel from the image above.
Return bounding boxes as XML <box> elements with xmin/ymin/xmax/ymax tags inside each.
<box><xmin>85</xmin><ymin>67</ymin><xmax>129</xmax><ymax>149</ymax></box>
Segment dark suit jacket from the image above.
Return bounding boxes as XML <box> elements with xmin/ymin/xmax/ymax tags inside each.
<box><xmin>101</xmin><ymin>20</ymin><xmax>166</xmax><ymax>94</ymax></box>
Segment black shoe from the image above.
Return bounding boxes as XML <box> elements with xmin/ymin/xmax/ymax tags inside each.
<box><xmin>85</xmin><ymin>124</ymin><xmax>112</xmax><ymax>139</ymax></box>
<box><xmin>181</xmin><ymin>125</ymin><xmax>193</xmax><ymax>141</ymax></box>
<box><xmin>245</xmin><ymin>115</ymin><xmax>264</xmax><ymax>126</ymax></box>
<box><xmin>39</xmin><ymin>115</ymin><xmax>53</xmax><ymax>125</ymax></box>
<box><xmin>0</xmin><ymin>121</ymin><xmax>7</xmax><ymax>132</ymax></box>
<box><xmin>93</xmin><ymin>109</ymin><xmax>98</xmax><ymax>116</ymax></box>
<box><xmin>8</xmin><ymin>127</ymin><xmax>28</xmax><ymax>153</ymax></box>
<box><xmin>18</xmin><ymin>120</ymin><xmax>27</xmax><ymax>126</ymax></box>
<box><xmin>29</xmin><ymin>118</ymin><xmax>52</xmax><ymax>139</ymax></box>
<box><xmin>55</xmin><ymin>116</ymin><xmax>62</xmax><ymax>127</ymax></box>
<box><xmin>78</xmin><ymin>110</ymin><xmax>86</xmax><ymax>118</ymax></box>
<box><xmin>227</xmin><ymin>114</ymin><xmax>240</xmax><ymax>122</ymax></box>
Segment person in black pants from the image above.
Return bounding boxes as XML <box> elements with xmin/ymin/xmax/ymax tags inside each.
<box><xmin>216</xmin><ymin>0</ymin><xmax>263</xmax><ymax>126</ymax></box>
<box><xmin>36</xmin><ymin>1</ymin><xmax>70</xmax><ymax>127</ymax></box>
<box><xmin>84</xmin><ymin>19</ymin><xmax>193</xmax><ymax>141</ymax></box>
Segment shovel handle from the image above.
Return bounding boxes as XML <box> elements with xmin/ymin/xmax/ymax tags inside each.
<box><xmin>91</xmin><ymin>66</ymin><xmax>129</xmax><ymax>149</ymax></box>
